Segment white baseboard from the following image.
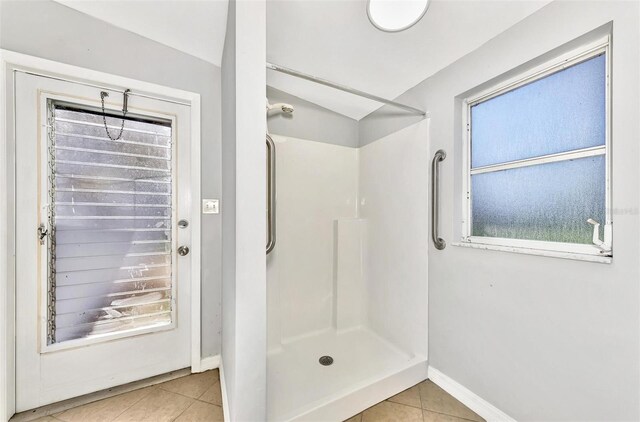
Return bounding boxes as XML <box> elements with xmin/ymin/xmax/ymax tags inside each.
<box><xmin>428</xmin><ymin>366</ymin><xmax>516</xmax><ymax>422</ymax></box>
<box><xmin>219</xmin><ymin>361</ymin><xmax>230</xmax><ymax>422</ymax></box>
<box><xmin>197</xmin><ymin>355</ymin><xmax>221</xmax><ymax>372</ymax></box>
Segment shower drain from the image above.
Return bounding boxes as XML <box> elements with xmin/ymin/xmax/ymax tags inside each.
<box><xmin>319</xmin><ymin>355</ymin><xmax>334</xmax><ymax>366</ymax></box>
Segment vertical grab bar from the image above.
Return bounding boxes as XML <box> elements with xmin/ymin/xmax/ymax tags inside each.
<box><xmin>431</xmin><ymin>149</ymin><xmax>446</xmax><ymax>250</ymax></box>
<box><xmin>266</xmin><ymin>134</ymin><xmax>276</xmax><ymax>254</ymax></box>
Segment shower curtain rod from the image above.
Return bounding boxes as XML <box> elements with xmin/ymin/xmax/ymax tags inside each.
<box><xmin>266</xmin><ymin>62</ymin><xmax>426</xmax><ymax>116</ymax></box>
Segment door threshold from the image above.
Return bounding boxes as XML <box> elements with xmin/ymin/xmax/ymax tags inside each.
<box><xmin>10</xmin><ymin>368</ymin><xmax>192</xmax><ymax>422</ymax></box>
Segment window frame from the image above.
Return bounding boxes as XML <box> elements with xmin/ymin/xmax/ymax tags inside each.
<box><xmin>458</xmin><ymin>36</ymin><xmax>612</xmax><ymax>263</ymax></box>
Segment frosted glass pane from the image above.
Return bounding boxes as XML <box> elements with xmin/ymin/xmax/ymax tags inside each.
<box><xmin>50</xmin><ymin>105</ymin><xmax>173</xmax><ymax>344</ymax></box>
<box><xmin>471</xmin><ymin>156</ymin><xmax>605</xmax><ymax>244</ymax></box>
<box><xmin>471</xmin><ymin>54</ymin><xmax>605</xmax><ymax>168</ymax></box>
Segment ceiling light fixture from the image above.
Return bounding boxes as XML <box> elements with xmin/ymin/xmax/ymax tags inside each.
<box><xmin>367</xmin><ymin>0</ymin><xmax>430</xmax><ymax>33</ymax></box>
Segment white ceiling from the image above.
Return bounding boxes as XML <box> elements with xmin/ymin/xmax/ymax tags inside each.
<box><xmin>55</xmin><ymin>0</ymin><xmax>551</xmax><ymax>120</ymax></box>
<box><xmin>55</xmin><ymin>0</ymin><xmax>229</xmax><ymax>67</ymax></box>
<box><xmin>266</xmin><ymin>0</ymin><xmax>552</xmax><ymax>120</ymax></box>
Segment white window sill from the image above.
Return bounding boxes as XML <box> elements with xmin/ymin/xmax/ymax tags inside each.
<box><xmin>452</xmin><ymin>241</ymin><xmax>612</xmax><ymax>264</ymax></box>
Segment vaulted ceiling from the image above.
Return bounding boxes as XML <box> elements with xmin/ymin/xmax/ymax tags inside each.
<box><xmin>56</xmin><ymin>0</ymin><xmax>551</xmax><ymax>120</ymax></box>
<box><xmin>266</xmin><ymin>0</ymin><xmax>552</xmax><ymax>120</ymax></box>
<box><xmin>55</xmin><ymin>0</ymin><xmax>229</xmax><ymax>66</ymax></box>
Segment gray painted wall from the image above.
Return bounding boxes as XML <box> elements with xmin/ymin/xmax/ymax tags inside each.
<box><xmin>267</xmin><ymin>86</ymin><xmax>358</xmax><ymax>147</ymax></box>
<box><xmin>0</xmin><ymin>0</ymin><xmax>222</xmax><ymax>358</ymax></box>
<box><xmin>360</xmin><ymin>1</ymin><xmax>639</xmax><ymax>420</ymax></box>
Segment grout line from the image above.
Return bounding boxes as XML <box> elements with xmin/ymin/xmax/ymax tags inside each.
<box><xmin>168</xmin><ymin>401</ymin><xmax>191</xmax><ymax>422</ymax></box>
<box><xmin>155</xmin><ymin>386</ymin><xmax>222</xmax><ymax>407</ymax></box>
<box><xmin>385</xmin><ymin>398</ymin><xmax>424</xmax><ymax>410</ymax></box>
<box><xmin>156</xmin><ymin>387</ymin><xmax>201</xmax><ymax>401</ymax></box>
<box><xmin>195</xmin><ymin>398</ymin><xmax>221</xmax><ymax>406</ymax></box>
<box><xmin>193</xmin><ymin>379</ymin><xmax>222</xmax><ymax>406</ymax></box>
<box><xmin>107</xmin><ymin>385</ymin><xmax>158</xmax><ymax>422</ymax></box>
<box><xmin>421</xmin><ymin>408</ymin><xmax>483</xmax><ymax>422</ymax></box>
<box><xmin>421</xmin><ymin>404</ymin><xmax>485</xmax><ymax>422</ymax></box>
<box><xmin>156</xmin><ymin>374</ymin><xmax>221</xmax><ymax>403</ymax></box>
<box><xmin>166</xmin><ymin>399</ymin><xmax>223</xmax><ymax>422</ymax></box>
<box><xmin>383</xmin><ymin>383</ymin><xmax>484</xmax><ymax>422</ymax></box>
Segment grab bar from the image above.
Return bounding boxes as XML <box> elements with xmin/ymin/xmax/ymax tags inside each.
<box><xmin>266</xmin><ymin>134</ymin><xmax>276</xmax><ymax>254</ymax></box>
<box><xmin>431</xmin><ymin>149</ymin><xmax>446</xmax><ymax>250</ymax></box>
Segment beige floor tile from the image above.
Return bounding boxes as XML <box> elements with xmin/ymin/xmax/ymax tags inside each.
<box><xmin>112</xmin><ymin>389</ymin><xmax>193</xmax><ymax>422</ymax></box>
<box><xmin>174</xmin><ymin>401</ymin><xmax>223</xmax><ymax>422</ymax></box>
<box><xmin>32</xmin><ymin>417</ymin><xmax>59</xmax><ymax>422</ymax></box>
<box><xmin>387</xmin><ymin>384</ymin><xmax>422</xmax><ymax>408</ymax></box>
<box><xmin>362</xmin><ymin>401</ymin><xmax>423</xmax><ymax>422</ymax></box>
<box><xmin>423</xmin><ymin>410</ymin><xmax>470</xmax><ymax>422</ymax></box>
<box><xmin>55</xmin><ymin>387</ymin><xmax>155</xmax><ymax>422</ymax></box>
<box><xmin>344</xmin><ymin>413</ymin><xmax>362</xmax><ymax>422</ymax></box>
<box><xmin>157</xmin><ymin>370</ymin><xmax>218</xmax><ymax>399</ymax></box>
<box><xmin>198</xmin><ymin>381</ymin><xmax>222</xmax><ymax>406</ymax></box>
<box><xmin>419</xmin><ymin>381</ymin><xmax>484</xmax><ymax>422</ymax></box>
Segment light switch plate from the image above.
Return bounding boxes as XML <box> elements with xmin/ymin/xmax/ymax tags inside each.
<box><xmin>202</xmin><ymin>199</ymin><xmax>219</xmax><ymax>214</ymax></box>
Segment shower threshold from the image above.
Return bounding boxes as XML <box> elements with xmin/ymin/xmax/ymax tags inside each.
<box><xmin>267</xmin><ymin>327</ymin><xmax>428</xmax><ymax>421</ymax></box>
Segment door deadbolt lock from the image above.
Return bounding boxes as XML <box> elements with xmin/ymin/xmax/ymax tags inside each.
<box><xmin>177</xmin><ymin>246</ymin><xmax>190</xmax><ymax>256</ymax></box>
<box><xmin>178</xmin><ymin>219</ymin><xmax>189</xmax><ymax>229</ymax></box>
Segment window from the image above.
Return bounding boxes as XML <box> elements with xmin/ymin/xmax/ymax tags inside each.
<box><xmin>461</xmin><ymin>39</ymin><xmax>611</xmax><ymax>261</ymax></box>
<box><xmin>49</xmin><ymin>103</ymin><xmax>175</xmax><ymax>343</ymax></box>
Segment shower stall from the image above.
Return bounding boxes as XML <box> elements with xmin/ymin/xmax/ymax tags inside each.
<box><xmin>265</xmin><ymin>67</ymin><xmax>431</xmax><ymax>421</ymax></box>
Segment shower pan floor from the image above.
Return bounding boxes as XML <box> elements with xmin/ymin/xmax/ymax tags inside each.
<box><xmin>267</xmin><ymin>327</ymin><xmax>427</xmax><ymax>421</ymax></box>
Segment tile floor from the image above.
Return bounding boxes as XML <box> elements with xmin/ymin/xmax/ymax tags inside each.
<box><xmin>344</xmin><ymin>380</ymin><xmax>485</xmax><ymax>422</ymax></box>
<box><xmin>31</xmin><ymin>369</ymin><xmax>223</xmax><ymax>422</ymax></box>
<box><xmin>26</xmin><ymin>373</ymin><xmax>481</xmax><ymax>422</ymax></box>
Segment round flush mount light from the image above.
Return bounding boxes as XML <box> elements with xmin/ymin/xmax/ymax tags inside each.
<box><xmin>367</xmin><ymin>0</ymin><xmax>430</xmax><ymax>32</ymax></box>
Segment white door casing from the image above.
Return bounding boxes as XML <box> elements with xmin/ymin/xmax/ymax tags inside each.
<box><xmin>14</xmin><ymin>72</ymin><xmax>193</xmax><ymax>411</ymax></box>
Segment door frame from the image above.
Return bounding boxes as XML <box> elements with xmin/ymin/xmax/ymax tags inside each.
<box><xmin>0</xmin><ymin>49</ymin><xmax>203</xmax><ymax>421</ymax></box>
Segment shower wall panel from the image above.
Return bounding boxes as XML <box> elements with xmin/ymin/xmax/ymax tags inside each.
<box><xmin>333</xmin><ymin>218</ymin><xmax>366</xmax><ymax>332</ymax></box>
<box><xmin>358</xmin><ymin>120</ymin><xmax>429</xmax><ymax>358</ymax></box>
<box><xmin>267</xmin><ymin>135</ymin><xmax>358</xmax><ymax>351</ymax></box>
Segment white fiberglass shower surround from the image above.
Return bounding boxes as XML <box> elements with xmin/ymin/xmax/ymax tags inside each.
<box><xmin>265</xmin><ymin>69</ymin><xmax>431</xmax><ymax>421</ymax></box>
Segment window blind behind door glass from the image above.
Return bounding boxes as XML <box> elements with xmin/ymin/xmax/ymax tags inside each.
<box><xmin>51</xmin><ymin>106</ymin><xmax>173</xmax><ymax>343</ymax></box>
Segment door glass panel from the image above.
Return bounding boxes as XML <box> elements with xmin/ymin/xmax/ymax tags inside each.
<box><xmin>49</xmin><ymin>104</ymin><xmax>174</xmax><ymax>344</ymax></box>
<box><xmin>471</xmin><ymin>155</ymin><xmax>606</xmax><ymax>244</ymax></box>
<box><xmin>470</xmin><ymin>54</ymin><xmax>606</xmax><ymax>168</ymax></box>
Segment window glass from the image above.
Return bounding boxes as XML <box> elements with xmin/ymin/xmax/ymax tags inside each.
<box><xmin>52</xmin><ymin>107</ymin><xmax>173</xmax><ymax>343</ymax></box>
<box><xmin>471</xmin><ymin>155</ymin><xmax>606</xmax><ymax>244</ymax></box>
<box><xmin>471</xmin><ymin>54</ymin><xmax>606</xmax><ymax>168</ymax></box>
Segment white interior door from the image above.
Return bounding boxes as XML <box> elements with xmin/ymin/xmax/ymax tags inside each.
<box><xmin>15</xmin><ymin>72</ymin><xmax>192</xmax><ymax>411</ymax></box>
